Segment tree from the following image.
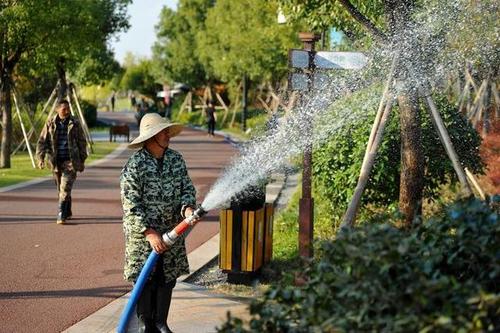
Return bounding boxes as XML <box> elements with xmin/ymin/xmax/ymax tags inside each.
<box><xmin>277</xmin><ymin>0</ymin><xmax>460</xmax><ymax>226</ymax></box>
<box><xmin>197</xmin><ymin>0</ymin><xmax>298</xmax><ymax>86</ymax></box>
<box><xmin>0</xmin><ymin>0</ymin><xmax>130</xmax><ymax>168</ymax></box>
<box><xmin>120</xmin><ymin>54</ymin><xmax>158</xmax><ymax>98</ymax></box>
<box><xmin>152</xmin><ymin>0</ymin><xmax>214</xmax><ymax>87</ymax></box>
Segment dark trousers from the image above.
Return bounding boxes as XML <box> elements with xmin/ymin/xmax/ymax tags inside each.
<box><xmin>207</xmin><ymin>119</ymin><xmax>215</xmax><ymax>135</ymax></box>
<box><xmin>136</xmin><ymin>257</ymin><xmax>176</xmax><ymax>333</ymax></box>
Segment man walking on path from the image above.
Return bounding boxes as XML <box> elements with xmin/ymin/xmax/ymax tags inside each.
<box><xmin>206</xmin><ymin>101</ymin><xmax>216</xmax><ymax>137</ymax></box>
<box><xmin>36</xmin><ymin>99</ymin><xmax>87</xmax><ymax>224</ymax></box>
<box><xmin>121</xmin><ymin>113</ymin><xmax>197</xmax><ymax>333</ymax></box>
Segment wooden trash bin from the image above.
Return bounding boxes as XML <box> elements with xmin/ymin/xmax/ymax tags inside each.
<box><xmin>219</xmin><ymin>203</ymin><xmax>274</xmax><ymax>282</ymax></box>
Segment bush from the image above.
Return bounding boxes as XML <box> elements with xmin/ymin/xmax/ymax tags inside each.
<box><xmin>218</xmin><ymin>197</ymin><xmax>500</xmax><ymax>332</ymax></box>
<box><xmin>313</xmin><ymin>90</ymin><xmax>484</xmax><ymax>215</ymax></box>
<box><xmin>79</xmin><ymin>99</ymin><xmax>97</xmax><ymax>127</ymax></box>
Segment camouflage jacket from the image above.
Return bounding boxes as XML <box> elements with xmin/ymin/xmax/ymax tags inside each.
<box><xmin>120</xmin><ymin>148</ymin><xmax>197</xmax><ymax>282</ymax></box>
<box><xmin>36</xmin><ymin>115</ymin><xmax>87</xmax><ymax>172</ymax></box>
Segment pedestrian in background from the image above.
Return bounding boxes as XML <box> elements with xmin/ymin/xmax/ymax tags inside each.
<box><xmin>206</xmin><ymin>101</ymin><xmax>216</xmax><ymax>137</ymax></box>
<box><xmin>121</xmin><ymin>113</ymin><xmax>196</xmax><ymax>333</ymax></box>
<box><xmin>36</xmin><ymin>100</ymin><xmax>87</xmax><ymax>224</ymax></box>
<box><xmin>110</xmin><ymin>90</ymin><xmax>116</xmax><ymax>112</ymax></box>
<box><xmin>130</xmin><ymin>91</ymin><xmax>137</xmax><ymax>109</ymax></box>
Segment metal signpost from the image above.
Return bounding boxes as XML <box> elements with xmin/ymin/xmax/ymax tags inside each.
<box><xmin>288</xmin><ymin>34</ymin><xmax>367</xmax><ymax>258</ymax></box>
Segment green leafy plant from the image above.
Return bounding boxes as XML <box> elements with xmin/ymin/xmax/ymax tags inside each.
<box><xmin>79</xmin><ymin>100</ymin><xmax>98</xmax><ymax>128</ymax></box>
<box><xmin>218</xmin><ymin>197</ymin><xmax>500</xmax><ymax>332</ymax></box>
<box><xmin>313</xmin><ymin>90</ymin><xmax>484</xmax><ymax>215</ymax></box>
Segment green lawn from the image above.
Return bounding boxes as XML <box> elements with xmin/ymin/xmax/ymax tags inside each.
<box><xmin>0</xmin><ymin>142</ymin><xmax>120</xmax><ymax>188</ymax></box>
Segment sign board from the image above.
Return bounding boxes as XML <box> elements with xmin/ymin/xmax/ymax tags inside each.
<box><xmin>288</xmin><ymin>49</ymin><xmax>310</xmax><ymax>69</ymax></box>
<box><xmin>288</xmin><ymin>50</ymin><xmax>367</xmax><ymax>91</ymax></box>
<box><xmin>289</xmin><ymin>50</ymin><xmax>367</xmax><ymax>70</ymax></box>
<box><xmin>314</xmin><ymin>51</ymin><xmax>367</xmax><ymax>70</ymax></box>
<box><xmin>289</xmin><ymin>72</ymin><xmax>331</xmax><ymax>91</ymax></box>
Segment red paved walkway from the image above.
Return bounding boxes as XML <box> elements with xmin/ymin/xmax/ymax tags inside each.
<box><xmin>0</xmin><ymin>113</ymin><xmax>237</xmax><ymax>333</ymax></box>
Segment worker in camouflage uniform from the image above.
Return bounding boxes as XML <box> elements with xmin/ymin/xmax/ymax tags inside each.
<box><xmin>120</xmin><ymin>113</ymin><xmax>196</xmax><ymax>333</ymax></box>
<box><xmin>36</xmin><ymin>100</ymin><xmax>87</xmax><ymax>225</ymax></box>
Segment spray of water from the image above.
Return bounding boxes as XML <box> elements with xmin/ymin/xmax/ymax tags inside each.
<box><xmin>201</xmin><ymin>0</ymin><xmax>497</xmax><ymax>211</ymax></box>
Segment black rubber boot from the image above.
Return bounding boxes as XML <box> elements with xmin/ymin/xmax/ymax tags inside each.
<box><xmin>154</xmin><ymin>279</ymin><xmax>176</xmax><ymax>333</ymax></box>
<box><xmin>137</xmin><ymin>314</ymin><xmax>157</xmax><ymax>333</ymax></box>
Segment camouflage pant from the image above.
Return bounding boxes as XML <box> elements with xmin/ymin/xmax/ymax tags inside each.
<box><xmin>53</xmin><ymin>160</ymin><xmax>77</xmax><ymax>202</ymax></box>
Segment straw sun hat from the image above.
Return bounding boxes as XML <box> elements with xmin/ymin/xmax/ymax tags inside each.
<box><xmin>128</xmin><ymin>113</ymin><xmax>183</xmax><ymax>149</ymax></box>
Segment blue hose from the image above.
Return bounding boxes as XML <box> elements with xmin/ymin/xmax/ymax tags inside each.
<box><xmin>116</xmin><ymin>250</ymin><xmax>159</xmax><ymax>333</ymax></box>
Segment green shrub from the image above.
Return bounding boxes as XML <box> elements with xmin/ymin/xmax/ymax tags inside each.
<box><xmin>79</xmin><ymin>99</ymin><xmax>98</xmax><ymax>127</ymax></box>
<box><xmin>313</xmin><ymin>90</ymin><xmax>484</xmax><ymax>216</ymax></box>
<box><xmin>218</xmin><ymin>197</ymin><xmax>500</xmax><ymax>332</ymax></box>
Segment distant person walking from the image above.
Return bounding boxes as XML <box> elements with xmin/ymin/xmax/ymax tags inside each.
<box><xmin>129</xmin><ymin>91</ymin><xmax>137</xmax><ymax>109</ymax></box>
<box><xmin>36</xmin><ymin>100</ymin><xmax>87</xmax><ymax>224</ymax></box>
<box><xmin>110</xmin><ymin>90</ymin><xmax>116</xmax><ymax>112</ymax></box>
<box><xmin>206</xmin><ymin>101</ymin><xmax>216</xmax><ymax>137</ymax></box>
<box><xmin>121</xmin><ymin>113</ymin><xmax>196</xmax><ymax>333</ymax></box>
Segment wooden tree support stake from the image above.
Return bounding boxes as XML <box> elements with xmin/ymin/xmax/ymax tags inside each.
<box><xmin>341</xmin><ymin>95</ymin><xmax>395</xmax><ymax>228</ymax></box>
<box><xmin>341</xmin><ymin>53</ymin><xmax>399</xmax><ymax>228</ymax></box>
<box><xmin>12</xmin><ymin>92</ymin><xmax>36</xmax><ymax>168</ymax></box>
<box><xmin>464</xmin><ymin>167</ymin><xmax>486</xmax><ymax>200</ymax></box>
<box><xmin>421</xmin><ymin>89</ymin><xmax>473</xmax><ymax>196</ymax></box>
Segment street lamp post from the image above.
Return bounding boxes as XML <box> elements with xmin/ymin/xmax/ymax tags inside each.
<box><xmin>297</xmin><ymin>32</ymin><xmax>320</xmax><ymax>259</ymax></box>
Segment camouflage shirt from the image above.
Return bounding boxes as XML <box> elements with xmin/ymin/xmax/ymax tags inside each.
<box><xmin>120</xmin><ymin>148</ymin><xmax>196</xmax><ymax>282</ymax></box>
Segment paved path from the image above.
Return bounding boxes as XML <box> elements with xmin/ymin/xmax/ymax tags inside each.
<box><xmin>0</xmin><ymin>111</ymin><xmax>238</xmax><ymax>332</ymax></box>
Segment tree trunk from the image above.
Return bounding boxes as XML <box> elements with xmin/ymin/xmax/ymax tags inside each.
<box><xmin>56</xmin><ymin>56</ymin><xmax>68</xmax><ymax>101</ymax></box>
<box><xmin>0</xmin><ymin>77</ymin><xmax>12</xmax><ymax>168</ymax></box>
<box><xmin>385</xmin><ymin>0</ymin><xmax>424</xmax><ymax>227</ymax></box>
<box><xmin>397</xmin><ymin>92</ymin><xmax>424</xmax><ymax>226</ymax></box>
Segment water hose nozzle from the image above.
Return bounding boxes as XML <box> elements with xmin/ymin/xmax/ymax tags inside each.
<box><xmin>187</xmin><ymin>204</ymin><xmax>208</xmax><ymax>223</ymax></box>
<box><xmin>162</xmin><ymin>204</ymin><xmax>208</xmax><ymax>245</ymax></box>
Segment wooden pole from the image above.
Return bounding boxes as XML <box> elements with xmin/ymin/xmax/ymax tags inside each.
<box><xmin>341</xmin><ymin>96</ymin><xmax>395</xmax><ymax>228</ymax></box>
<box><xmin>41</xmin><ymin>83</ymin><xmax>58</xmax><ymax>116</ymax></box>
<box><xmin>492</xmin><ymin>82</ymin><xmax>500</xmax><ymax>118</ymax></box>
<box><xmin>421</xmin><ymin>90</ymin><xmax>473</xmax><ymax>196</ymax></box>
<box><xmin>365</xmin><ymin>54</ymin><xmax>399</xmax><ymax>153</ymax></box>
<box><xmin>11</xmin><ymin>88</ymin><xmax>37</xmax><ymax>155</ymax></box>
<box><xmin>72</xmin><ymin>85</ymin><xmax>94</xmax><ymax>149</ymax></box>
<box><xmin>257</xmin><ymin>96</ymin><xmax>273</xmax><ymax>113</ymax></box>
<box><xmin>46</xmin><ymin>95</ymin><xmax>59</xmax><ymax>125</ymax></box>
<box><xmin>12</xmin><ymin>92</ymin><xmax>36</xmax><ymax>168</ymax></box>
<box><xmin>284</xmin><ymin>91</ymin><xmax>297</xmax><ymax>115</ymax></box>
<box><xmin>340</xmin><ymin>54</ymin><xmax>398</xmax><ymax>228</ymax></box>
<box><xmin>215</xmin><ymin>92</ymin><xmax>229</xmax><ymax>126</ymax></box>
<box><xmin>465</xmin><ymin>167</ymin><xmax>486</xmax><ymax>200</ymax></box>
<box><xmin>230</xmin><ymin>93</ymin><xmax>240</xmax><ymax>128</ymax></box>
<box><xmin>67</xmin><ymin>90</ymin><xmax>93</xmax><ymax>154</ymax></box>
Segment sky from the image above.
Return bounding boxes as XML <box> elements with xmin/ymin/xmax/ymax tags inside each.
<box><xmin>110</xmin><ymin>0</ymin><xmax>178</xmax><ymax>64</ymax></box>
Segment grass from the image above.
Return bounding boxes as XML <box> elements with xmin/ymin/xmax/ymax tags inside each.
<box><xmin>0</xmin><ymin>141</ymin><xmax>120</xmax><ymax>188</ymax></box>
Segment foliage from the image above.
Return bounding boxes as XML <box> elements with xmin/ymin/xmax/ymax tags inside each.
<box><xmin>428</xmin><ymin>0</ymin><xmax>500</xmax><ymax>78</ymax></box>
<box><xmin>197</xmin><ymin>0</ymin><xmax>299</xmax><ymax>84</ymax></box>
<box><xmin>313</xmin><ymin>87</ymin><xmax>484</xmax><ymax>215</ymax></box>
<box><xmin>152</xmin><ymin>0</ymin><xmax>213</xmax><ymax>87</ymax></box>
<box><xmin>79</xmin><ymin>100</ymin><xmax>98</xmax><ymax>128</ymax></box>
<box><xmin>1</xmin><ymin>0</ymin><xmax>130</xmax><ymax>83</ymax></box>
<box><xmin>120</xmin><ymin>55</ymin><xmax>159</xmax><ymax>98</ymax></box>
<box><xmin>0</xmin><ymin>0</ymin><xmax>130</xmax><ymax>167</ymax></box>
<box><xmin>71</xmin><ymin>48</ymin><xmax>123</xmax><ymax>86</ymax></box>
<box><xmin>277</xmin><ymin>0</ymin><xmax>385</xmax><ymax>42</ymax></box>
<box><xmin>218</xmin><ymin>197</ymin><xmax>500</xmax><ymax>332</ymax></box>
